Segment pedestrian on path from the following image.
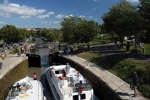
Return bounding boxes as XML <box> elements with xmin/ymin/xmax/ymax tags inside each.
<box><xmin>4</xmin><ymin>49</ymin><xmax>7</xmax><ymax>58</ymax></box>
<box><xmin>58</xmin><ymin>43</ymin><xmax>61</xmax><ymax>50</ymax></box>
<box><xmin>0</xmin><ymin>56</ymin><xmax>4</xmax><ymax>69</ymax></box>
<box><xmin>132</xmin><ymin>72</ymin><xmax>138</xmax><ymax>97</ymax></box>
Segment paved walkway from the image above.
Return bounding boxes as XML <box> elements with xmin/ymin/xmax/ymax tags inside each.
<box><xmin>0</xmin><ymin>53</ymin><xmax>27</xmax><ymax>80</ymax></box>
<box><xmin>62</xmin><ymin>55</ymin><xmax>149</xmax><ymax>100</ymax></box>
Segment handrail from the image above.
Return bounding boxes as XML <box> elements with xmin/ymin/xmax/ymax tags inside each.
<box><xmin>37</xmin><ymin>81</ymin><xmax>44</xmax><ymax>100</ymax></box>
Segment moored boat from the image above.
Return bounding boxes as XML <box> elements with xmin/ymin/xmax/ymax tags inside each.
<box><xmin>5</xmin><ymin>76</ymin><xmax>46</xmax><ymax>100</ymax></box>
<box><xmin>45</xmin><ymin>63</ymin><xmax>94</xmax><ymax>100</ymax></box>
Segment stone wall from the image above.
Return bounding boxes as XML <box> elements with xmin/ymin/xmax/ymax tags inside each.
<box><xmin>0</xmin><ymin>59</ymin><xmax>28</xmax><ymax>100</ymax></box>
<box><xmin>59</xmin><ymin>56</ymin><xmax>121</xmax><ymax>100</ymax></box>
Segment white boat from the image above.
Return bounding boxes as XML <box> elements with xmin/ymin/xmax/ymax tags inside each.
<box><xmin>5</xmin><ymin>76</ymin><xmax>46</xmax><ymax>100</ymax></box>
<box><xmin>45</xmin><ymin>64</ymin><xmax>94</xmax><ymax>100</ymax></box>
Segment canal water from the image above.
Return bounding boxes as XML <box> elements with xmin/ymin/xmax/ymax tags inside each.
<box><xmin>27</xmin><ymin>48</ymin><xmax>54</xmax><ymax>100</ymax></box>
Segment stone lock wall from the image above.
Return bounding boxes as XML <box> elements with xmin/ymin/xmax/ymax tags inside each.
<box><xmin>59</xmin><ymin>56</ymin><xmax>121</xmax><ymax>100</ymax></box>
<box><xmin>0</xmin><ymin>59</ymin><xmax>28</xmax><ymax>100</ymax></box>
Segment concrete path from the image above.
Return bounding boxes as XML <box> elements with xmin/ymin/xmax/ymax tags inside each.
<box><xmin>62</xmin><ymin>55</ymin><xmax>149</xmax><ymax>100</ymax></box>
<box><xmin>0</xmin><ymin>53</ymin><xmax>27</xmax><ymax>80</ymax></box>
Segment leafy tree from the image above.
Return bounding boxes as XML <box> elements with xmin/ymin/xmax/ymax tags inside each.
<box><xmin>77</xmin><ymin>20</ymin><xmax>99</xmax><ymax>43</ymax></box>
<box><xmin>0</xmin><ymin>25</ymin><xmax>20</xmax><ymax>43</ymax></box>
<box><xmin>61</xmin><ymin>16</ymin><xmax>81</xmax><ymax>43</ymax></box>
<box><xmin>102</xmin><ymin>0</ymin><xmax>140</xmax><ymax>47</ymax></box>
<box><xmin>138</xmin><ymin>0</ymin><xmax>150</xmax><ymax>42</ymax></box>
<box><xmin>61</xmin><ymin>16</ymin><xmax>98</xmax><ymax>44</ymax></box>
<box><xmin>29</xmin><ymin>30</ymin><xmax>36</xmax><ymax>37</ymax></box>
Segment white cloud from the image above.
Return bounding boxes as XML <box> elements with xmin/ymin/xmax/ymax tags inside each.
<box><xmin>0</xmin><ymin>12</ymin><xmax>10</xmax><ymax>18</ymax></box>
<box><xmin>55</xmin><ymin>14</ymin><xmax>65</xmax><ymax>18</ymax></box>
<box><xmin>89</xmin><ymin>16</ymin><xmax>93</xmax><ymax>18</ymax></box>
<box><xmin>41</xmin><ymin>22</ymin><xmax>47</xmax><ymax>24</ymax></box>
<box><xmin>21</xmin><ymin>16</ymin><xmax>31</xmax><ymax>19</ymax></box>
<box><xmin>3</xmin><ymin>0</ymin><xmax>8</xmax><ymax>4</ymax></box>
<box><xmin>0</xmin><ymin>0</ymin><xmax>46</xmax><ymax>18</ymax></box>
<box><xmin>53</xmin><ymin>21</ymin><xmax>60</xmax><ymax>24</ymax></box>
<box><xmin>47</xmin><ymin>12</ymin><xmax>54</xmax><ymax>15</ymax></box>
<box><xmin>126</xmin><ymin>0</ymin><xmax>139</xmax><ymax>2</ymax></box>
<box><xmin>65</xmin><ymin>14</ymin><xmax>74</xmax><ymax>18</ymax></box>
<box><xmin>36</xmin><ymin>14</ymin><xmax>50</xmax><ymax>19</ymax></box>
<box><xmin>0</xmin><ymin>21</ymin><xmax>6</xmax><ymax>24</ymax></box>
<box><xmin>79</xmin><ymin>15</ymin><xmax>85</xmax><ymax>18</ymax></box>
<box><xmin>93</xmin><ymin>0</ymin><xmax>97</xmax><ymax>1</ymax></box>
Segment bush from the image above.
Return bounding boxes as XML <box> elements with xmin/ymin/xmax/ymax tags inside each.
<box><xmin>9</xmin><ymin>47</ymin><xmax>20</xmax><ymax>54</ymax></box>
<box><xmin>129</xmin><ymin>48</ymin><xmax>141</xmax><ymax>53</ymax></box>
<box><xmin>138</xmin><ymin>84</ymin><xmax>150</xmax><ymax>98</ymax></box>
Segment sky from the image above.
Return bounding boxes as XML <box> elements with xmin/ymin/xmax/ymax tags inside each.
<box><xmin>0</xmin><ymin>0</ymin><xmax>139</xmax><ymax>28</ymax></box>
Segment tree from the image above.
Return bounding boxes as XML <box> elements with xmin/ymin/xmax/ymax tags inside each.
<box><xmin>29</xmin><ymin>30</ymin><xmax>36</xmax><ymax>37</ymax></box>
<box><xmin>0</xmin><ymin>25</ymin><xmax>20</xmax><ymax>43</ymax></box>
<box><xmin>61</xmin><ymin>16</ymin><xmax>81</xmax><ymax>44</ymax></box>
<box><xmin>61</xmin><ymin>16</ymin><xmax>99</xmax><ymax>44</ymax></box>
<box><xmin>138</xmin><ymin>0</ymin><xmax>150</xmax><ymax>42</ymax></box>
<box><xmin>102</xmin><ymin>0</ymin><xmax>139</xmax><ymax>47</ymax></box>
<box><xmin>76</xmin><ymin>19</ymin><xmax>99</xmax><ymax>43</ymax></box>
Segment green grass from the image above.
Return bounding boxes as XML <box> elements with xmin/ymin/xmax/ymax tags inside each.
<box><xmin>89</xmin><ymin>39</ymin><xmax>112</xmax><ymax>45</ymax></box>
<box><xmin>144</xmin><ymin>44</ymin><xmax>150</xmax><ymax>55</ymax></box>
<box><xmin>76</xmin><ymin>52</ymin><xmax>150</xmax><ymax>98</ymax></box>
<box><xmin>120</xmin><ymin>43</ymin><xmax>150</xmax><ymax>55</ymax></box>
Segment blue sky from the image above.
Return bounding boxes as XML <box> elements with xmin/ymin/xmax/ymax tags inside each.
<box><xmin>0</xmin><ymin>0</ymin><xmax>139</xmax><ymax>28</ymax></box>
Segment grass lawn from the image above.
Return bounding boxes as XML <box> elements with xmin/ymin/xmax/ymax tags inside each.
<box><xmin>76</xmin><ymin>51</ymin><xmax>150</xmax><ymax>98</ymax></box>
<box><xmin>120</xmin><ymin>43</ymin><xmax>150</xmax><ymax>55</ymax></box>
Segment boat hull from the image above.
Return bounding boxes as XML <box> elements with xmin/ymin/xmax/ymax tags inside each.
<box><xmin>45</xmin><ymin>65</ymin><xmax>95</xmax><ymax>100</ymax></box>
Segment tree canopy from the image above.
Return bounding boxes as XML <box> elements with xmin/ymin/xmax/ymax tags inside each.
<box><xmin>61</xmin><ymin>16</ymin><xmax>99</xmax><ymax>44</ymax></box>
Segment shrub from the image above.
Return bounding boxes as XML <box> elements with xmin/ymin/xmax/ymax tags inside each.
<box><xmin>12</xmin><ymin>48</ymin><xmax>19</xmax><ymax>54</ymax></box>
<box><xmin>138</xmin><ymin>84</ymin><xmax>150</xmax><ymax>98</ymax></box>
<box><xmin>129</xmin><ymin>48</ymin><xmax>141</xmax><ymax>53</ymax></box>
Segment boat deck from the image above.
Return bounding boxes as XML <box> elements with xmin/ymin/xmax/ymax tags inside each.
<box><xmin>6</xmin><ymin>77</ymin><xmax>43</xmax><ymax>100</ymax></box>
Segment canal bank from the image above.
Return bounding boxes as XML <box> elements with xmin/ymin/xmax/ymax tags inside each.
<box><xmin>59</xmin><ymin>54</ymin><xmax>148</xmax><ymax>100</ymax></box>
<box><xmin>0</xmin><ymin>54</ymin><xmax>28</xmax><ymax>100</ymax></box>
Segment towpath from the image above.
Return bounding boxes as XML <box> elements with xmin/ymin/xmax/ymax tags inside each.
<box><xmin>0</xmin><ymin>53</ymin><xmax>27</xmax><ymax>80</ymax></box>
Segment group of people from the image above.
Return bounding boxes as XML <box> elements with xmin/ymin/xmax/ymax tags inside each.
<box><xmin>8</xmin><ymin>83</ymin><xmax>21</xmax><ymax>98</ymax></box>
<box><xmin>58</xmin><ymin>63</ymin><xmax>71</xmax><ymax>80</ymax></box>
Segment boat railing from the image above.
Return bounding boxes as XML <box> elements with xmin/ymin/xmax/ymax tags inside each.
<box><xmin>62</xmin><ymin>88</ymin><xmax>65</xmax><ymax>95</ymax></box>
<box><xmin>37</xmin><ymin>80</ymin><xmax>44</xmax><ymax>100</ymax></box>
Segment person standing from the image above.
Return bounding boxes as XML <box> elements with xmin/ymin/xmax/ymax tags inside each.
<box><xmin>4</xmin><ymin>49</ymin><xmax>7</xmax><ymax>58</ymax></box>
<box><xmin>0</xmin><ymin>56</ymin><xmax>3</xmax><ymax>69</ymax></box>
<box><xmin>65</xmin><ymin>63</ymin><xmax>70</xmax><ymax>74</ymax></box>
<box><xmin>132</xmin><ymin>72</ymin><xmax>138</xmax><ymax>97</ymax></box>
<box><xmin>62</xmin><ymin>68</ymin><xmax>66</xmax><ymax>77</ymax></box>
<box><xmin>33</xmin><ymin>73</ymin><xmax>37</xmax><ymax>80</ymax></box>
<box><xmin>58</xmin><ymin>43</ymin><xmax>61</xmax><ymax>50</ymax></box>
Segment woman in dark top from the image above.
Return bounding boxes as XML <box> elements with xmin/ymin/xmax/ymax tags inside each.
<box><xmin>132</xmin><ymin>72</ymin><xmax>138</xmax><ymax>97</ymax></box>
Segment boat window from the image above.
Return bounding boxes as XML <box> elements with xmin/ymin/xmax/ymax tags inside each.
<box><xmin>73</xmin><ymin>95</ymin><xmax>78</xmax><ymax>100</ymax></box>
<box><xmin>55</xmin><ymin>70</ymin><xmax>59</xmax><ymax>74</ymax></box>
<box><xmin>80</xmin><ymin>94</ymin><xmax>86</xmax><ymax>99</ymax></box>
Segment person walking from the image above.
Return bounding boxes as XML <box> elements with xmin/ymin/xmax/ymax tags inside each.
<box><xmin>132</xmin><ymin>72</ymin><xmax>138</xmax><ymax>97</ymax></box>
<box><xmin>33</xmin><ymin>73</ymin><xmax>37</xmax><ymax>80</ymax></box>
